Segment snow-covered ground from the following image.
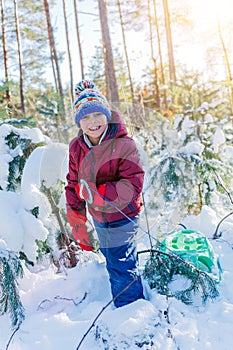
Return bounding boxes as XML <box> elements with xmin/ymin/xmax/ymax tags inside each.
<box><xmin>1</xmin><ymin>123</ymin><xmax>233</xmax><ymax>349</ymax></box>
<box><xmin>1</xmin><ymin>213</ymin><xmax>233</xmax><ymax>350</ymax></box>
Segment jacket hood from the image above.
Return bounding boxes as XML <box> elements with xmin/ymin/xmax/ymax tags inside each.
<box><xmin>105</xmin><ymin>110</ymin><xmax>128</xmax><ymax>140</ymax></box>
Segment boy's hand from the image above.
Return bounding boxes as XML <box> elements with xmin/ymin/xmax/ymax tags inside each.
<box><xmin>72</xmin><ymin>225</ymin><xmax>93</xmax><ymax>251</ymax></box>
<box><xmin>75</xmin><ymin>182</ymin><xmax>106</xmax><ymax>207</ymax></box>
<box><xmin>66</xmin><ymin>210</ymin><xmax>93</xmax><ymax>251</ymax></box>
<box><xmin>66</xmin><ymin>209</ymin><xmax>87</xmax><ymax>227</ymax></box>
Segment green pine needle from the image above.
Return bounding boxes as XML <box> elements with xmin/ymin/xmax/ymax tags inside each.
<box><xmin>0</xmin><ymin>249</ymin><xmax>25</xmax><ymax>328</ymax></box>
<box><xmin>143</xmin><ymin>249</ymin><xmax>219</xmax><ymax>305</ymax></box>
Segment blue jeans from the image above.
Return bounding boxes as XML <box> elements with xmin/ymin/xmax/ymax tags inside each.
<box><xmin>94</xmin><ymin>217</ymin><xmax>144</xmax><ymax>308</ymax></box>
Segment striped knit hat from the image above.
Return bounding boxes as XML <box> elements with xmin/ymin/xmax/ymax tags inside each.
<box><xmin>73</xmin><ymin>80</ymin><xmax>111</xmax><ymax>126</ymax></box>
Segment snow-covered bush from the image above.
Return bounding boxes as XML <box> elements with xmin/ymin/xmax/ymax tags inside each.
<box><xmin>0</xmin><ymin>123</ymin><xmax>47</xmax><ymax>191</ymax></box>
<box><xmin>0</xmin><ymin>124</ymin><xmax>73</xmax><ymax>327</ymax></box>
<box><xmin>0</xmin><ymin>124</ymin><xmax>70</xmax><ymax>263</ymax></box>
<box><xmin>145</xmin><ymin>113</ymin><xmax>233</xmax><ymax>235</ymax></box>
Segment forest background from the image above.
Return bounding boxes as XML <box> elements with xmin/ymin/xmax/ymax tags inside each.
<box><xmin>1</xmin><ymin>0</ymin><xmax>233</xmax><ymax>140</ymax></box>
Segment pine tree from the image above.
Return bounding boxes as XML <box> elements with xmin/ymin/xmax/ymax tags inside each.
<box><xmin>0</xmin><ymin>244</ymin><xmax>25</xmax><ymax>328</ymax></box>
<box><xmin>17</xmin><ymin>0</ymin><xmax>52</xmax><ymax>89</ymax></box>
<box><xmin>98</xmin><ymin>0</ymin><xmax>119</xmax><ymax>103</ymax></box>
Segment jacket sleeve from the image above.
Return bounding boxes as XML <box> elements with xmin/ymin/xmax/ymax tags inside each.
<box><xmin>103</xmin><ymin>138</ymin><xmax>144</xmax><ymax>209</ymax></box>
<box><xmin>65</xmin><ymin>141</ymin><xmax>86</xmax><ymax>218</ymax></box>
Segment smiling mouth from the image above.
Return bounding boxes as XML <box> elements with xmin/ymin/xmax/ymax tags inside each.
<box><xmin>89</xmin><ymin>125</ymin><xmax>101</xmax><ymax>131</ymax></box>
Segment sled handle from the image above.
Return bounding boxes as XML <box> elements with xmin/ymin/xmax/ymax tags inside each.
<box><xmin>79</xmin><ymin>179</ymin><xmax>93</xmax><ymax>204</ymax></box>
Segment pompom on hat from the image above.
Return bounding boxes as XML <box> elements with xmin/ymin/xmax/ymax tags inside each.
<box><xmin>73</xmin><ymin>80</ymin><xmax>111</xmax><ymax>126</ymax></box>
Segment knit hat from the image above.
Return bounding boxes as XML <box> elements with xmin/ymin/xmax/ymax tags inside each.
<box><xmin>73</xmin><ymin>80</ymin><xmax>111</xmax><ymax>126</ymax></box>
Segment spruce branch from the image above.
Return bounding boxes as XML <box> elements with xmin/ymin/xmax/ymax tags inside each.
<box><xmin>0</xmin><ymin>249</ymin><xmax>25</xmax><ymax>328</ymax></box>
<box><xmin>143</xmin><ymin>248</ymin><xmax>219</xmax><ymax>305</ymax></box>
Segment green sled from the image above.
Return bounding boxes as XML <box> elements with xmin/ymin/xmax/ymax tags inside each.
<box><xmin>160</xmin><ymin>228</ymin><xmax>221</xmax><ymax>282</ymax></box>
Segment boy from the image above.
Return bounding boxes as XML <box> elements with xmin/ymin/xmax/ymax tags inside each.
<box><xmin>65</xmin><ymin>80</ymin><xmax>145</xmax><ymax>307</ymax></box>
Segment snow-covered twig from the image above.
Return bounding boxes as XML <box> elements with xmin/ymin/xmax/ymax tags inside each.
<box><xmin>37</xmin><ymin>292</ymin><xmax>87</xmax><ymax>310</ymax></box>
<box><xmin>163</xmin><ymin>301</ymin><xmax>181</xmax><ymax>350</ymax></box>
<box><xmin>42</xmin><ymin>184</ymin><xmax>77</xmax><ymax>268</ymax></box>
<box><xmin>142</xmin><ymin>192</ymin><xmax>153</xmax><ymax>249</ymax></box>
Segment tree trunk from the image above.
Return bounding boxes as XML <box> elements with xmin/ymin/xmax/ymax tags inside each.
<box><xmin>218</xmin><ymin>17</ymin><xmax>233</xmax><ymax>115</ymax></box>
<box><xmin>148</xmin><ymin>0</ymin><xmax>160</xmax><ymax>109</ymax></box>
<box><xmin>117</xmin><ymin>0</ymin><xmax>134</xmax><ymax>103</ymax></box>
<box><xmin>162</xmin><ymin>0</ymin><xmax>176</xmax><ymax>83</ymax></box>
<box><xmin>153</xmin><ymin>0</ymin><xmax>168</xmax><ymax>109</ymax></box>
<box><xmin>0</xmin><ymin>0</ymin><xmax>11</xmax><ymax>106</ymax></box>
<box><xmin>14</xmin><ymin>0</ymin><xmax>25</xmax><ymax>116</ymax></box>
<box><xmin>62</xmin><ymin>0</ymin><xmax>74</xmax><ymax>100</ymax></box>
<box><xmin>73</xmin><ymin>0</ymin><xmax>85</xmax><ymax>80</ymax></box>
<box><xmin>98</xmin><ymin>0</ymin><xmax>119</xmax><ymax>103</ymax></box>
<box><xmin>43</xmin><ymin>0</ymin><xmax>64</xmax><ymax>112</ymax></box>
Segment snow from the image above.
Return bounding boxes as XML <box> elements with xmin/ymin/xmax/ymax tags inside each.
<box><xmin>0</xmin><ymin>125</ymin><xmax>233</xmax><ymax>350</ymax></box>
<box><xmin>180</xmin><ymin>140</ymin><xmax>205</xmax><ymax>155</ymax></box>
<box><xmin>204</xmin><ymin>113</ymin><xmax>214</xmax><ymax>123</ymax></box>
<box><xmin>180</xmin><ymin>115</ymin><xmax>196</xmax><ymax>140</ymax></box>
<box><xmin>212</xmin><ymin>127</ymin><xmax>226</xmax><ymax>153</ymax></box>
<box><xmin>223</xmin><ymin>146</ymin><xmax>233</xmax><ymax>164</ymax></box>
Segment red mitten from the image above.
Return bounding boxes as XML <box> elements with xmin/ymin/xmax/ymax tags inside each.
<box><xmin>66</xmin><ymin>210</ymin><xmax>86</xmax><ymax>227</ymax></box>
<box><xmin>72</xmin><ymin>225</ymin><xmax>93</xmax><ymax>251</ymax></box>
<box><xmin>66</xmin><ymin>210</ymin><xmax>93</xmax><ymax>251</ymax></box>
<box><xmin>79</xmin><ymin>243</ymin><xmax>93</xmax><ymax>251</ymax></box>
<box><xmin>75</xmin><ymin>182</ymin><xmax>106</xmax><ymax>207</ymax></box>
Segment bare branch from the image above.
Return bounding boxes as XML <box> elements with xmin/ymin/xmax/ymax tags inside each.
<box><xmin>5</xmin><ymin>324</ymin><xmax>21</xmax><ymax>350</ymax></box>
<box><xmin>213</xmin><ymin>211</ymin><xmax>233</xmax><ymax>239</ymax></box>
<box><xmin>212</xmin><ymin>170</ymin><xmax>233</xmax><ymax>239</ymax></box>
<box><xmin>214</xmin><ymin>170</ymin><xmax>233</xmax><ymax>204</ymax></box>
<box><xmin>37</xmin><ymin>292</ymin><xmax>87</xmax><ymax>311</ymax></box>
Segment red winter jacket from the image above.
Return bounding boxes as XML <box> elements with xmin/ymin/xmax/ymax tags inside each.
<box><xmin>65</xmin><ymin>111</ymin><xmax>144</xmax><ymax>224</ymax></box>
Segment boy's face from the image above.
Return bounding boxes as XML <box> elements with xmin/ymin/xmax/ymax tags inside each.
<box><xmin>80</xmin><ymin>112</ymin><xmax>108</xmax><ymax>145</ymax></box>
